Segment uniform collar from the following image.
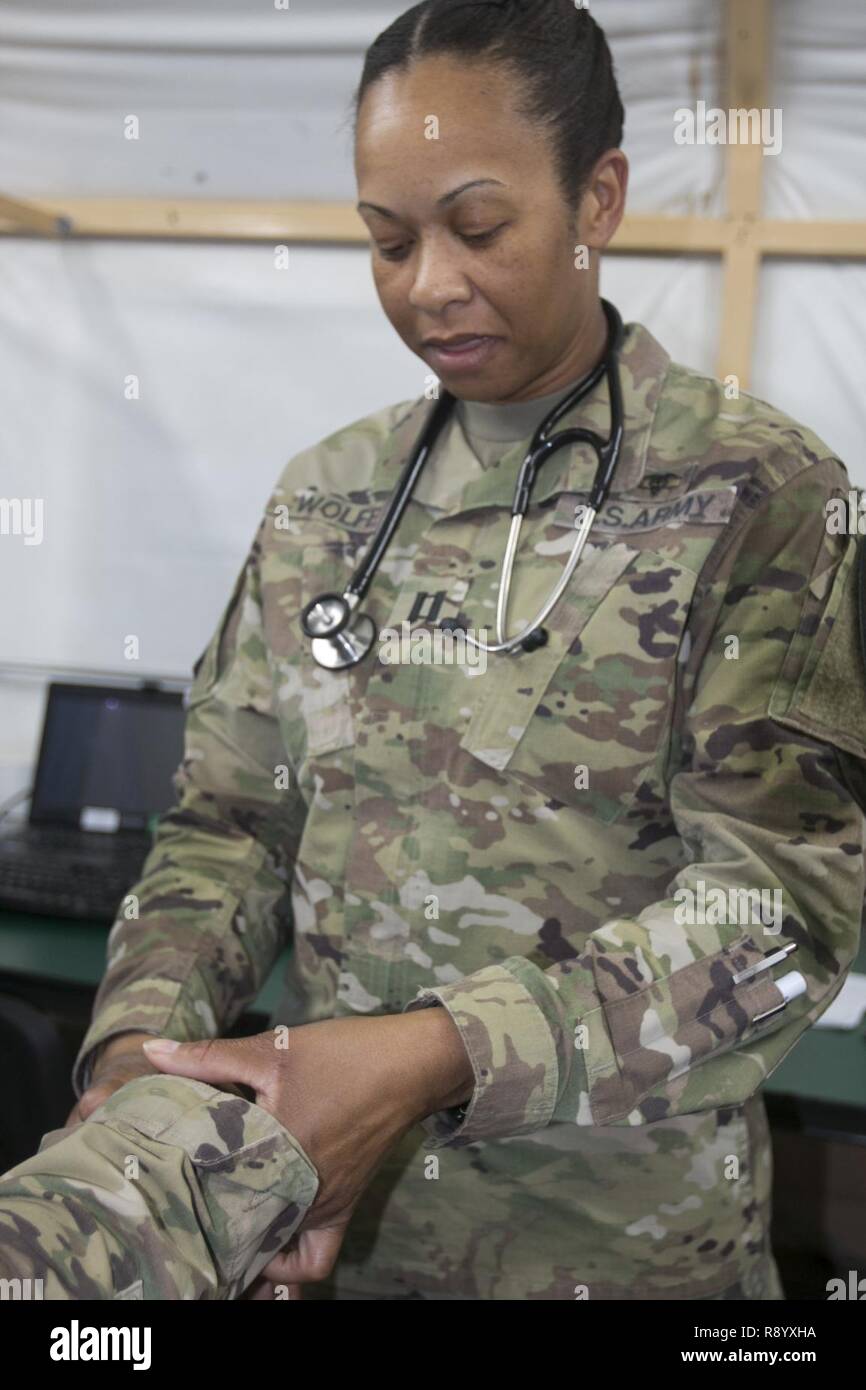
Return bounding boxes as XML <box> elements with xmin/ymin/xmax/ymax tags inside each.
<box><xmin>379</xmin><ymin>318</ymin><xmax>671</xmax><ymax>516</ymax></box>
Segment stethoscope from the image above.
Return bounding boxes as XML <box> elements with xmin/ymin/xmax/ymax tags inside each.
<box><xmin>301</xmin><ymin>297</ymin><xmax>625</xmax><ymax>669</ymax></box>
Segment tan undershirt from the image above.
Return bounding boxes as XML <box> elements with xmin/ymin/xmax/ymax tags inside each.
<box><xmin>456</xmin><ymin>376</ymin><xmax>586</xmax><ymax>469</ymax></box>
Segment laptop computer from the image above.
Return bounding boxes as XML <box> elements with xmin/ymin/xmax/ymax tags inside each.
<box><xmin>0</xmin><ymin>681</ymin><xmax>186</xmax><ymax>923</ymax></box>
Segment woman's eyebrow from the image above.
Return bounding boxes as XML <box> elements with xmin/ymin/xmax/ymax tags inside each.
<box><xmin>357</xmin><ymin>178</ymin><xmax>507</xmax><ymax>219</ymax></box>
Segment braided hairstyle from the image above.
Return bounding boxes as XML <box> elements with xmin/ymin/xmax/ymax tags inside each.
<box><xmin>352</xmin><ymin>0</ymin><xmax>624</xmax><ymax>212</ymax></box>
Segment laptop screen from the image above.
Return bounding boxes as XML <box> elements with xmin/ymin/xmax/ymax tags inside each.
<box><xmin>29</xmin><ymin>683</ymin><xmax>187</xmax><ymax>832</ymax></box>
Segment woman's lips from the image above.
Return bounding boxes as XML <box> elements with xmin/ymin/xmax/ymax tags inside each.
<box><xmin>424</xmin><ymin>336</ymin><xmax>502</xmax><ymax>374</ymax></box>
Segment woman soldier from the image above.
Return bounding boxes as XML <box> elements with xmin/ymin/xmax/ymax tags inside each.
<box><xmin>72</xmin><ymin>1</ymin><xmax>865</xmax><ymax>1301</ymax></box>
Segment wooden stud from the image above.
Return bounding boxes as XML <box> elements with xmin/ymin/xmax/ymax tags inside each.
<box><xmin>717</xmin><ymin>0</ymin><xmax>771</xmax><ymax>388</ymax></box>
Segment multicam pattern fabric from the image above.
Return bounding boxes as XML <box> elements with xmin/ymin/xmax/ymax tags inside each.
<box><xmin>0</xmin><ymin>1076</ymin><xmax>318</xmax><ymax>1300</ymax></box>
<box><xmin>68</xmin><ymin>317</ymin><xmax>865</xmax><ymax>1299</ymax></box>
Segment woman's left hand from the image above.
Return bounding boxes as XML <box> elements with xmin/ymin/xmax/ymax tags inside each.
<box><xmin>142</xmin><ymin>1008</ymin><xmax>473</xmax><ymax>1291</ymax></box>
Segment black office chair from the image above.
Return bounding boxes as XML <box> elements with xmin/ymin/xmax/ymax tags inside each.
<box><xmin>0</xmin><ymin>993</ymin><xmax>73</xmax><ymax>1172</ymax></box>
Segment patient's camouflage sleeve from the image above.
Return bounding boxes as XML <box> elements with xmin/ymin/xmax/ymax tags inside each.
<box><xmin>72</xmin><ymin>516</ymin><xmax>307</xmax><ymax>1095</ymax></box>
<box><xmin>0</xmin><ymin>1075</ymin><xmax>317</xmax><ymax>1299</ymax></box>
<box><xmin>405</xmin><ymin>458</ymin><xmax>866</xmax><ymax>1142</ymax></box>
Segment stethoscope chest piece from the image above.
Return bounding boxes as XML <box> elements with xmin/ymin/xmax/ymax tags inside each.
<box><xmin>302</xmin><ymin>592</ymin><xmax>377</xmax><ymax>670</ymax></box>
<box><xmin>310</xmin><ymin>617</ymin><xmax>376</xmax><ymax>669</ymax></box>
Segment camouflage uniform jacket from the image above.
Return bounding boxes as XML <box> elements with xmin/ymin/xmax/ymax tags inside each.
<box><xmin>73</xmin><ymin>316</ymin><xmax>866</xmax><ymax>1299</ymax></box>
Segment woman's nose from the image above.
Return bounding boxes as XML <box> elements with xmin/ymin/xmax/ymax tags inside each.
<box><xmin>407</xmin><ymin>236</ymin><xmax>473</xmax><ymax>314</ymax></box>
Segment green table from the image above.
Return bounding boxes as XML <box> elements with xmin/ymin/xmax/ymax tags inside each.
<box><xmin>0</xmin><ymin>911</ymin><xmax>288</xmax><ymax>1017</ymax></box>
<box><xmin>1</xmin><ymin>911</ymin><xmax>864</xmax><ymax>1139</ymax></box>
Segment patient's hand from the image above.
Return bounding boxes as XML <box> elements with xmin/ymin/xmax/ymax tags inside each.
<box><xmin>66</xmin><ymin>1032</ymin><xmax>255</xmax><ymax>1129</ymax></box>
<box><xmin>66</xmin><ymin>1032</ymin><xmax>159</xmax><ymax>1127</ymax></box>
<box><xmin>143</xmin><ymin>1009</ymin><xmax>474</xmax><ymax>1290</ymax></box>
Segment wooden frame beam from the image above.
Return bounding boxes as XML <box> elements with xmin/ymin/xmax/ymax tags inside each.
<box><xmin>3</xmin><ymin>199</ymin><xmax>863</xmax><ymax>259</ymax></box>
<box><xmin>0</xmin><ymin>193</ymin><xmax>71</xmax><ymax>236</ymax></box>
<box><xmin>718</xmin><ymin>0</ymin><xmax>771</xmax><ymax>386</ymax></box>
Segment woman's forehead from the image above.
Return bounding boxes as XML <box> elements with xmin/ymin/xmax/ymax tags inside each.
<box><xmin>355</xmin><ymin>55</ymin><xmax>530</xmax><ymax>143</ymax></box>
<box><xmin>354</xmin><ymin>62</ymin><xmax>551</xmax><ymax>190</ymax></box>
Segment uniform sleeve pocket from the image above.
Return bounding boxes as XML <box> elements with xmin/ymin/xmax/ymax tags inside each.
<box><xmin>586</xmin><ymin>930</ymin><xmax>788</xmax><ymax>1122</ymax></box>
<box><xmin>769</xmin><ymin>534</ymin><xmax>866</xmax><ymax>761</ymax></box>
<box><xmin>187</xmin><ymin>554</ymin><xmax>252</xmax><ymax>709</ymax></box>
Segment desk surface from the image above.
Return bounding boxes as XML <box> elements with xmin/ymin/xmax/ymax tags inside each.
<box><xmin>0</xmin><ymin>912</ymin><xmax>288</xmax><ymax>1018</ymax></box>
<box><xmin>1</xmin><ymin>912</ymin><xmax>864</xmax><ymax>1115</ymax></box>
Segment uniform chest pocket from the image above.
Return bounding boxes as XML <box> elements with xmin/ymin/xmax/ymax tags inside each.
<box><xmin>458</xmin><ymin>545</ymin><xmax>698</xmax><ymax>823</ymax></box>
<box><xmin>294</xmin><ymin>538</ymin><xmax>470</xmax><ymax>762</ymax></box>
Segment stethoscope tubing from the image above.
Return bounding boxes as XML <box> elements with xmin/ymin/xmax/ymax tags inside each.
<box><xmin>301</xmin><ymin>298</ymin><xmax>625</xmax><ymax>665</ymax></box>
<box><xmin>347</xmin><ymin>389</ymin><xmax>455</xmax><ymax>604</ymax></box>
<box><xmin>461</xmin><ymin>503</ymin><xmax>596</xmax><ymax>654</ymax></box>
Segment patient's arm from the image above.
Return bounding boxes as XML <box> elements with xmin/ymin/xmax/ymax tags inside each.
<box><xmin>0</xmin><ymin>1074</ymin><xmax>318</xmax><ymax>1300</ymax></box>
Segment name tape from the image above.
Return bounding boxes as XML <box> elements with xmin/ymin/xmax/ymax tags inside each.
<box><xmin>553</xmin><ymin>486</ymin><xmax>738</xmax><ymax>534</ymax></box>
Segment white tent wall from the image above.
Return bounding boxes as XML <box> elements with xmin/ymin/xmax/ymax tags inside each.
<box><xmin>0</xmin><ymin>0</ymin><xmax>864</xmax><ymax>806</ymax></box>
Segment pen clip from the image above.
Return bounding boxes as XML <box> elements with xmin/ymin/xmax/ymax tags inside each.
<box><xmin>731</xmin><ymin>939</ymin><xmax>797</xmax><ymax>987</ymax></box>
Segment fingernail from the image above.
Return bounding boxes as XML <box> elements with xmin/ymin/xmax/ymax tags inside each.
<box><xmin>142</xmin><ymin>1039</ymin><xmax>180</xmax><ymax>1053</ymax></box>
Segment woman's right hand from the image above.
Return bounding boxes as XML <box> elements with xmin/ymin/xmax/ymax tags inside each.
<box><xmin>65</xmin><ymin>1032</ymin><xmax>159</xmax><ymax>1127</ymax></box>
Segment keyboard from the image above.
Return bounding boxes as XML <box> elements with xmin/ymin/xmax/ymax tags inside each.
<box><xmin>0</xmin><ymin>855</ymin><xmax>145</xmax><ymax>923</ymax></box>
